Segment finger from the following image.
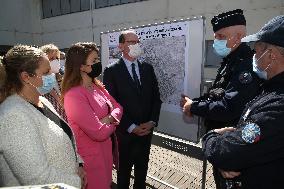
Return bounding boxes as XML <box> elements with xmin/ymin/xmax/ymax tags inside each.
<box><xmin>180</xmin><ymin>97</ymin><xmax>186</xmax><ymax>103</ymax></box>
<box><xmin>182</xmin><ymin>104</ymin><xmax>188</xmax><ymax>112</ymax></box>
<box><xmin>139</xmin><ymin>126</ymin><xmax>147</xmax><ymax>130</ymax></box>
<box><xmin>222</xmin><ymin>171</ymin><xmax>240</xmax><ymax>179</ymax></box>
<box><xmin>220</xmin><ymin>172</ymin><xmax>226</xmax><ymax>178</ymax></box>
<box><xmin>139</xmin><ymin>130</ymin><xmax>149</xmax><ymax>136</ymax></box>
<box><xmin>143</xmin><ymin>130</ymin><xmax>151</xmax><ymax>136</ymax></box>
<box><xmin>225</xmin><ymin>174</ymin><xmax>236</xmax><ymax>179</ymax></box>
<box><xmin>228</xmin><ymin>171</ymin><xmax>241</xmax><ymax>177</ymax></box>
<box><xmin>183</xmin><ymin>107</ymin><xmax>191</xmax><ymax>114</ymax></box>
<box><xmin>84</xmin><ymin>181</ymin><xmax>88</xmax><ymax>189</ymax></box>
<box><xmin>220</xmin><ymin>170</ymin><xmax>230</xmax><ymax>178</ymax></box>
<box><xmin>84</xmin><ymin>178</ymin><xmax>88</xmax><ymax>187</ymax></box>
<box><xmin>185</xmin><ymin>112</ymin><xmax>193</xmax><ymax>117</ymax></box>
<box><xmin>184</xmin><ymin>96</ymin><xmax>191</xmax><ymax>102</ymax></box>
<box><xmin>226</xmin><ymin>127</ymin><xmax>236</xmax><ymax>131</ymax></box>
<box><xmin>222</xmin><ymin>172</ymin><xmax>232</xmax><ymax>179</ymax></box>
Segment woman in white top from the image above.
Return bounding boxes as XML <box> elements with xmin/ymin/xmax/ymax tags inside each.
<box><xmin>0</xmin><ymin>45</ymin><xmax>86</xmax><ymax>188</ymax></box>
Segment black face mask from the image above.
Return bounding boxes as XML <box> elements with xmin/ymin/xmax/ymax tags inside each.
<box><xmin>87</xmin><ymin>62</ymin><xmax>102</xmax><ymax>78</ymax></box>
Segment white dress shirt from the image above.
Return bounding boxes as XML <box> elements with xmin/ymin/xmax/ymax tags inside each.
<box><xmin>122</xmin><ymin>57</ymin><xmax>141</xmax><ymax>133</ymax></box>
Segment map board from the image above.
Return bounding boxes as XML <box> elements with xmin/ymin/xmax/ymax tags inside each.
<box><xmin>100</xmin><ymin>17</ymin><xmax>205</xmax><ymax>142</ymax></box>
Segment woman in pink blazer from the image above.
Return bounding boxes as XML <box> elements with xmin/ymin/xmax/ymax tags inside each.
<box><xmin>62</xmin><ymin>42</ymin><xmax>123</xmax><ymax>189</ymax></box>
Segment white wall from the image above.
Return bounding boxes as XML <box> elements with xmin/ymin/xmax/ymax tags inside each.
<box><xmin>0</xmin><ymin>0</ymin><xmax>283</xmax><ymax>48</ymax></box>
<box><xmin>40</xmin><ymin>0</ymin><xmax>284</xmax><ymax>48</ymax></box>
<box><xmin>0</xmin><ymin>0</ymin><xmax>41</xmax><ymax>45</ymax></box>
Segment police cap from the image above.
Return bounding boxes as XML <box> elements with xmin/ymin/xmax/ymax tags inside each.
<box><xmin>242</xmin><ymin>15</ymin><xmax>284</xmax><ymax>48</ymax></box>
<box><xmin>211</xmin><ymin>9</ymin><xmax>246</xmax><ymax>32</ymax></box>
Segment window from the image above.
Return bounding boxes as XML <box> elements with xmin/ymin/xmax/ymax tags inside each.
<box><xmin>94</xmin><ymin>0</ymin><xmax>146</xmax><ymax>9</ymax></box>
<box><xmin>70</xmin><ymin>0</ymin><xmax>80</xmax><ymax>13</ymax></box>
<box><xmin>109</xmin><ymin>0</ymin><xmax>121</xmax><ymax>6</ymax></box>
<box><xmin>121</xmin><ymin>0</ymin><xmax>137</xmax><ymax>3</ymax></box>
<box><xmin>60</xmin><ymin>0</ymin><xmax>71</xmax><ymax>15</ymax></box>
<box><xmin>42</xmin><ymin>0</ymin><xmax>147</xmax><ymax>18</ymax></box>
<box><xmin>95</xmin><ymin>0</ymin><xmax>108</xmax><ymax>8</ymax></box>
<box><xmin>42</xmin><ymin>0</ymin><xmax>61</xmax><ymax>18</ymax></box>
<box><xmin>81</xmin><ymin>0</ymin><xmax>90</xmax><ymax>11</ymax></box>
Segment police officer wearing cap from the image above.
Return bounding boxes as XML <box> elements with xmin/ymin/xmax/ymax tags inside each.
<box><xmin>202</xmin><ymin>15</ymin><xmax>284</xmax><ymax>189</ymax></box>
<box><xmin>180</xmin><ymin>9</ymin><xmax>262</xmax><ymax>189</ymax></box>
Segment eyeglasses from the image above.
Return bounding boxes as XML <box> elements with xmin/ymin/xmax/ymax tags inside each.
<box><xmin>125</xmin><ymin>40</ymin><xmax>140</xmax><ymax>45</ymax></box>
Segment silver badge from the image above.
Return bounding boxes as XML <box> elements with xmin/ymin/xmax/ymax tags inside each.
<box><xmin>241</xmin><ymin>123</ymin><xmax>261</xmax><ymax>143</ymax></box>
<box><xmin>239</xmin><ymin>71</ymin><xmax>252</xmax><ymax>84</ymax></box>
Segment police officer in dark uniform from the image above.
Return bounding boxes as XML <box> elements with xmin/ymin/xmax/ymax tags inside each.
<box><xmin>180</xmin><ymin>9</ymin><xmax>262</xmax><ymax>189</ymax></box>
<box><xmin>202</xmin><ymin>15</ymin><xmax>284</xmax><ymax>189</ymax></box>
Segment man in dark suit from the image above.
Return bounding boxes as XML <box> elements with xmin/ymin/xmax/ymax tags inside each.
<box><xmin>103</xmin><ymin>30</ymin><xmax>162</xmax><ymax>189</ymax></box>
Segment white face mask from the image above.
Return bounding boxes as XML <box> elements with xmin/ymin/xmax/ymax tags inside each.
<box><xmin>252</xmin><ymin>50</ymin><xmax>271</xmax><ymax>80</ymax></box>
<box><xmin>50</xmin><ymin>59</ymin><xmax>61</xmax><ymax>73</ymax></box>
<box><xmin>128</xmin><ymin>44</ymin><xmax>143</xmax><ymax>59</ymax></box>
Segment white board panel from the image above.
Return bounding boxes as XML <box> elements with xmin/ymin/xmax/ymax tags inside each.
<box><xmin>100</xmin><ymin>18</ymin><xmax>205</xmax><ymax>142</ymax></box>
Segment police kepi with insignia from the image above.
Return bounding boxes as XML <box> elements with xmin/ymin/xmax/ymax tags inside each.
<box><xmin>202</xmin><ymin>15</ymin><xmax>284</xmax><ymax>189</ymax></box>
<box><xmin>180</xmin><ymin>9</ymin><xmax>262</xmax><ymax>189</ymax></box>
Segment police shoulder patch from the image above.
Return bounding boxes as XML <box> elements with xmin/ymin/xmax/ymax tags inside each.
<box><xmin>241</xmin><ymin>123</ymin><xmax>261</xmax><ymax>143</ymax></box>
<box><xmin>239</xmin><ymin>71</ymin><xmax>252</xmax><ymax>84</ymax></box>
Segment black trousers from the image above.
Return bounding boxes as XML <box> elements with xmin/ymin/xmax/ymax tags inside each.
<box><xmin>116</xmin><ymin>132</ymin><xmax>152</xmax><ymax>189</ymax></box>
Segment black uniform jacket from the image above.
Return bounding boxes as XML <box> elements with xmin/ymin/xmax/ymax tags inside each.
<box><xmin>202</xmin><ymin>71</ymin><xmax>284</xmax><ymax>189</ymax></box>
<box><xmin>191</xmin><ymin>43</ymin><xmax>262</xmax><ymax>130</ymax></box>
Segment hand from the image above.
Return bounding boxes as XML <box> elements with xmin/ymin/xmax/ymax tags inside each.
<box><xmin>106</xmin><ymin>100</ymin><xmax>114</xmax><ymax>112</ymax></box>
<box><xmin>140</xmin><ymin>121</ymin><xmax>155</xmax><ymax>131</ymax></box>
<box><xmin>132</xmin><ymin>125</ymin><xmax>151</xmax><ymax>136</ymax></box>
<box><xmin>214</xmin><ymin>127</ymin><xmax>236</xmax><ymax>135</ymax></box>
<box><xmin>100</xmin><ymin>114</ymin><xmax>116</xmax><ymax>125</ymax></box>
<box><xmin>182</xmin><ymin>96</ymin><xmax>193</xmax><ymax>117</ymax></box>
<box><xmin>219</xmin><ymin>169</ymin><xmax>241</xmax><ymax>179</ymax></box>
<box><xmin>78</xmin><ymin>166</ymin><xmax>87</xmax><ymax>189</ymax></box>
<box><xmin>180</xmin><ymin>94</ymin><xmax>188</xmax><ymax>108</ymax></box>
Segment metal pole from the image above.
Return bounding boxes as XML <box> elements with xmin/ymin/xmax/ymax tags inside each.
<box><xmin>201</xmin><ymin>157</ymin><xmax>207</xmax><ymax>189</ymax></box>
<box><xmin>89</xmin><ymin>0</ymin><xmax>95</xmax><ymax>42</ymax></box>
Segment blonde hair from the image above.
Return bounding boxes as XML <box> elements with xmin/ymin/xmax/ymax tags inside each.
<box><xmin>40</xmin><ymin>43</ymin><xmax>59</xmax><ymax>56</ymax></box>
<box><xmin>0</xmin><ymin>45</ymin><xmax>46</xmax><ymax>103</ymax></box>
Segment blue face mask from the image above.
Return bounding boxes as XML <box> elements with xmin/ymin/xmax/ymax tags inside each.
<box><xmin>252</xmin><ymin>50</ymin><xmax>270</xmax><ymax>80</ymax></box>
<box><xmin>213</xmin><ymin>39</ymin><xmax>231</xmax><ymax>57</ymax></box>
<box><xmin>36</xmin><ymin>73</ymin><xmax>56</xmax><ymax>95</ymax></box>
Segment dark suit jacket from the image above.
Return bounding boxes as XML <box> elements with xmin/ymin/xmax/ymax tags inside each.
<box><xmin>103</xmin><ymin>58</ymin><xmax>162</xmax><ymax>135</ymax></box>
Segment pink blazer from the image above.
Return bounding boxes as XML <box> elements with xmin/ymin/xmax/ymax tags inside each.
<box><xmin>64</xmin><ymin>84</ymin><xmax>123</xmax><ymax>189</ymax></box>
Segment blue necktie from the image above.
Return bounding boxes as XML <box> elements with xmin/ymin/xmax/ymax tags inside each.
<box><xmin>131</xmin><ymin>63</ymin><xmax>141</xmax><ymax>92</ymax></box>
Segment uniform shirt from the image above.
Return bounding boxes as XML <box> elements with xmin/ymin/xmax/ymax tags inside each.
<box><xmin>202</xmin><ymin>71</ymin><xmax>284</xmax><ymax>189</ymax></box>
<box><xmin>190</xmin><ymin>43</ymin><xmax>262</xmax><ymax>130</ymax></box>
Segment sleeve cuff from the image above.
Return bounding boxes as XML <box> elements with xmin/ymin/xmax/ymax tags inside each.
<box><xmin>127</xmin><ymin>124</ymin><xmax>137</xmax><ymax>133</ymax></box>
<box><xmin>110</xmin><ymin>111</ymin><xmax>120</xmax><ymax>123</ymax></box>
